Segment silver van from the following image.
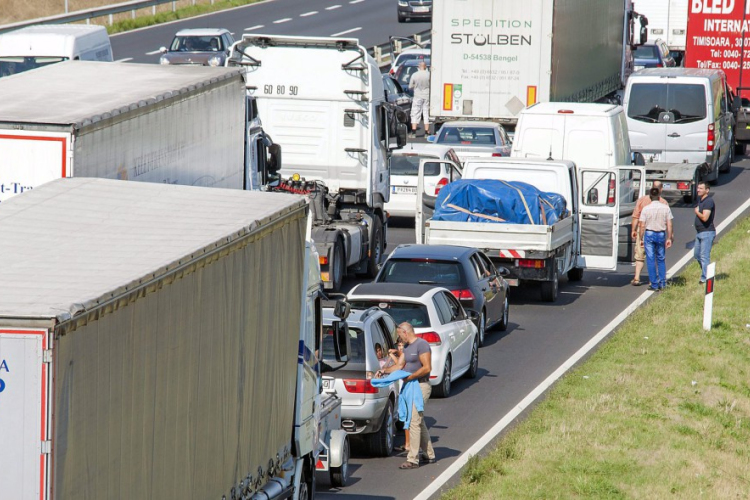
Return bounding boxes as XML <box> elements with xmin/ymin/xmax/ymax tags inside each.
<box><xmin>624</xmin><ymin>68</ymin><xmax>733</xmax><ymax>183</ymax></box>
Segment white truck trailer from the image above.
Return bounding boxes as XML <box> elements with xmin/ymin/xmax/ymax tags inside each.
<box><xmin>415</xmin><ymin>158</ymin><xmax>644</xmax><ymax>301</ymax></box>
<box><xmin>0</xmin><ymin>178</ymin><xmax>349</xmax><ymax>500</ymax></box>
<box><xmin>636</xmin><ymin>0</ymin><xmax>688</xmax><ymax>63</ymax></box>
<box><xmin>429</xmin><ymin>0</ymin><xmax>648</xmax><ymax>127</ymax></box>
<box><xmin>227</xmin><ymin>35</ymin><xmax>407</xmax><ymax>291</ymax></box>
<box><xmin>0</xmin><ymin>61</ymin><xmax>271</xmax><ymax>203</ymax></box>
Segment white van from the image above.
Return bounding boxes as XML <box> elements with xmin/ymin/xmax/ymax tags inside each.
<box><xmin>0</xmin><ymin>24</ymin><xmax>113</xmax><ymax>78</ymax></box>
<box><xmin>623</xmin><ymin>68</ymin><xmax>733</xmax><ymax>183</ymax></box>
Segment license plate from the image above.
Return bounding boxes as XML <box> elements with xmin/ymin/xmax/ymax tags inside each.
<box><xmin>663</xmin><ymin>182</ymin><xmax>672</xmax><ymax>189</ymax></box>
<box><xmin>414</xmin><ymin>6</ymin><xmax>429</xmax><ymax>12</ymax></box>
<box><xmin>506</xmin><ymin>278</ymin><xmax>519</xmax><ymax>286</ymax></box>
<box><xmin>322</xmin><ymin>378</ymin><xmax>334</xmax><ymax>390</ymax></box>
<box><xmin>394</xmin><ymin>186</ymin><xmax>417</xmax><ymax>194</ymax></box>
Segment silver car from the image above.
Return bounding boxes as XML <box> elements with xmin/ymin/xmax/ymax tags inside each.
<box><xmin>321</xmin><ymin>307</ymin><xmax>399</xmax><ymax>457</ymax></box>
<box><xmin>159</xmin><ymin>28</ymin><xmax>234</xmax><ymax>66</ymax></box>
<box><xmin>429</xmin><ymin>121</ymin><xmax>512</xmax><ymax>162</ymax></box>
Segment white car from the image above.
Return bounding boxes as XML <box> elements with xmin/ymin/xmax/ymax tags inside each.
<box><xmin>386</xmin><ymin>143</ymin><xmax>462</xmax><ymax>218</ymax></box>
<box><xmin>429</xmin><ymin>121</ymin><xmax>512</xmax><ymax>162</ymax></box>
<box><xmin>346</xmin><ymin>283</ymin><xmax>479</xmax><ymax>398</ymax></box>
<box><xmin>389</xmin><ymin>46</ymin><xmax>430</xmax><ymax>76</ymax></box>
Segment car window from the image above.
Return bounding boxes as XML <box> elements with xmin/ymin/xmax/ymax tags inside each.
<box><xmin>443</xmin><ymin>292</ymin><xmax>467</xmax><ymax>321</ymax></box>
<box><xmin>369</xmin><ymin>320</ymin><xmax>388</xmax><ymax>368</ymax></box>
<box><xmin>378</xmin><ymin>259</ymin><xmax>464</xmax><ymax>285</ymax></box>
<box><xmin>391</xmin><ymin>155</ymin><xmax>440</xmax><ymax>176</ymax></box>
<box><xmin>432</xmin><ymin>293</ymin><xmax>452</xmax><ymax>325</ymax></box>
<box><xmin>395</xmin><ymin>53</ymin><xmax>431</xmax><ymax>69</ymax></box>
<box><xmin>383</xmin><ymin>77</ymin><xmax>396</xmax><ymax>95</ymax></box>
<box><xmin>348</xmin><ymin>301</ymin><xmax>431</xmax><ymax>328</ymax></box>
<box><xmin>322</xmin><ymin>326</ymin><xmax>365</xmax><ymax>363</ymax></box>
<box><xmin>469</xmin><ymin>254</ymin><xmax>486</xmax><ymax>280</ymax></box>
<box><xmin>437</xmin><ymin>126</ymin><xmax>497</xmax><ymax>145</ymax></box>
<box><xmin>628</xmin><ymin>83</ymin><xmax>707</xmax><ymax>124</ymax></box>
<box><xmin>478</xmin><ymin>253</ymin><xmax>497</xmax><ymax>276</ymax></box>
<box><xmin>379</xmin><ymin>315</ymin><xmax>398</xmax><ymax>347</ymax></box>
<box><xmin>446</xmin><ymin>149</ymin><xmax>462</xmax><ymax>166</ymax></box>
<box><xmin>633</xmin><ymin>45</ymin><xmax>659</xmax><ymax>59</ymax></box>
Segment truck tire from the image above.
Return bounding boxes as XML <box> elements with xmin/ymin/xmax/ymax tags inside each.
<box><xmin>567</xmin><ymin>267</ymin><xmax>584</xmax><ymax>282</ymax></box>
<box><xmin>540</xmin><ymin>267</ymin><xmax>559</xmax><ymax>302</ymax></box>
<box><xmin>298</xmin><ymin>461</ymin><xmax>313</xmax><ymax>500</ymax></box>
<box><xmin>735</xmin><ymin>142</ymin><xmax>745</xmax><ymax>157</ymax></box>
<box><xmin>330</xmin><ymin>437</ymin><xmax>349</xmax><ymax>487</ymax></box>
<box><xmin>433</xmin><ymin>357</ymin><xmax>452</xmax><ymax>398</ymax></box>
<box><xmin>331</xmin><ymin>239</ymin><xmax>345</xmax><ymax>291</ymax></box>
<box><xmin>368</xmin><ymin>401</ymin><xmax>395</xmax><ymax>457</ymax></box>
<box><xmin>363</xmin><ymin>216</ymin><xmax>384</xmax><ymax>278</ymax></box>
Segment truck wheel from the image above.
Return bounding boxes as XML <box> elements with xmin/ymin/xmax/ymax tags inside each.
<box><xmin>497</xmin><ymin>295</ymin><xmax>509</xmax><ymax>331</ymax></box>
<box><xmin>364</xmin><ymin>216</ymin><xmax>384</xmax><ymax>278</ymax></box>
<box><xmin>298</xmin><ymin>461</ymin><xmax>313</xmax><ymax>500</ymax></box>
<box><xmin>540</xmin><ymin>268</ymin><xmax>559</xmax><ymax>302</ymax></box>
<box><xmin>467</xmin><ymin>337</ymin><xmax>479</xmax><ymax>379</ymax></box>
<box><xmin>331</xmin><ymin>240</ymin><xmax>345</xmax><ymax>291</ymax></box>
<box><xmin>330</xmin><ymin>437</ymin><xmax>349</xmax><ymax>487</ymax></box>
<box><xmin>433</xmin><ymin>357</ymin><xmax>452</xmax><ymax>398</ymax></box>
<box><xmin>368</xmin><ymin>401</ymin><xmax>395</xmax><ymax>457</ymax></box>
<box><xmin>735</xmin><ymin>142</ymin><xmax>745</xmax><ymax>157</ymax></box>
<box><xmin>567</xmin><ymin>268</ymin><xmax>584</xmax><ymax>282</ymax></box>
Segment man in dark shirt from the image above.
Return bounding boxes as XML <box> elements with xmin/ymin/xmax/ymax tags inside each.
<box><xmin>693</xmin><ymin>181</ymin><xmax>716</xmax><ymax>284</ymax></box>
<box><xmin>394</xmin><ymin>321</ymin><xmax>435</xmax><ymax>469</ymax></box>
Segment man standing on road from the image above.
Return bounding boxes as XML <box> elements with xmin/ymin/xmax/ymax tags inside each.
<box><xmin>389</xmin><ymin>321</ymin><xmax>435</xmax><ymax>469</ymax></box>
<box><xmin>639</xmin><ymin>186</ymin><xmax>674</xmax><ymax>291</ymax></box>
<box><xmin>693</xmin><ymin>181</ymin><xmax>716</xmax><ymax>284</ymax></box>
<box><xmin>631</xmin><ymin>180</ymin><xmax>667</xmax><ymax>286</ymax></box>
<box><xmin>409</xmin><ymin>61</ymin><xmax>430</xmax><ymax>138</ymax></box>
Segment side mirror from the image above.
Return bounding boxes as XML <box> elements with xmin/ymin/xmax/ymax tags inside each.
<box><xmin>639</xmin><ymin>16</ymin><xmax>649</xmax><ymax>45</ymax></box>
<box><xmin>396</xmin><ymin>123</ymin><xmax>408</xmax><ymax>148</ymax></box>
<box><xmin>426</xmin><ymin>135</ymin><xmax>436</xmax><ymax>143</ymax></box>
<box><xmin>496</xmin><ymin>266</ymin><xmax>510</xmax><ymax>277</ymax></box>
<box><xmin>465</xmin><ymin>309</ymin><xmax>480</xmax><ymax>323</ymax></box>
<box><xmin>333</xmin><ymin>299</ymin><xmax>351</xmax><ymax>320</ymax></box>
<box><xmin>631</xmin><ymin>151</ymin><xmax>645</xmax><ymax>166</ymax></box>
<box><xmin>159</xmin><ymin>46</ymin><xmax>168</xmax><ymax>54</ymax></box>
<box><xmin>331</xmin><ymin>320</ymin><xmax>351</xmax><ymax>362</ymax></box>
<box><xmin>268</xmin><ymin>143</ymin><xmax>282</xmax><ymax>175</ymax></box>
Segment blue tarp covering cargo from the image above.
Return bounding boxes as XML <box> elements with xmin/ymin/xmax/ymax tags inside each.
<box><xmin>432</xmin><ymin>179</ymin><xmax>568</xmax><ymax>225</ymax></box>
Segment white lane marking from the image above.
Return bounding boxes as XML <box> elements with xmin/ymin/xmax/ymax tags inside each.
<box><xmin>273</xmin><ymin>17</ymin><xmax>292</xmax><ymax>23</ymax></box>
<box><xmin>331</xmin><ymin>27</ymin><xmax>362</xmax><ymax>37</ymax></box>
<box><xmin>326</xmin><ymin>4</ymin><xmax>342</xmax><ymax>10</ymax></box>
<box><xmin>300</xmin><ymin>11</ymin><xmax>318</xmax><ymax>16</ymax></box>
<box><xmin>350</xmin><ymin>0</ymin><xmax>364</xmax><ymax>3</ymax></box>
<box><xmin>245</xmin><ymin>24</ymin><xmax>264</xmax><ymax>31</ymax></box>
<box><xmin>115</xmin><ymin>57</ymin><xmax>133</xmax><ymax>62</ymax></box>
<box><xmin>414</xmin><ymin>194</ymin><xmax>750</xmax><ymax>500</ymax></box>
<box><xmin>145</xmin><ymin>49</ymin><xmax>162</xmax><ymax>55</ymax></box>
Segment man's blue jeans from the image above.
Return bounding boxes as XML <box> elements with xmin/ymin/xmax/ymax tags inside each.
<box><xmin>694</xmin><ymin>231</ymin><xmax>716</xmax><ymax>282</ymax></box>
<box><xmin>644</xmin><ymin>230</ymin><xmax>667</xmax><ymax>289</ymax></box>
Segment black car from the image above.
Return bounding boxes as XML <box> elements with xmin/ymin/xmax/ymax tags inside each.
<box><xmin>393</xmin><ymin>59</ymin><xmax>431</xmax><ymax>97</ymax></box>
<box><xmin>382</xmin><ymin>74</ymin><xmax>412</xmax><ymax>128</ymax></box>
<box><xmin>375</xmin><ymin>244</ymin><xmax>509</xmax><ymax>347</ymax></box>
<box><xmin>397</xmin><ymin>0</ymin><xmax>432</xmax><ymax>23</ymax></box>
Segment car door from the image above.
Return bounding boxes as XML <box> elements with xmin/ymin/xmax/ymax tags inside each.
<box><xmin>478</xmin><ymin>252</ymin><xmax>504</xmax><ymax>324</ymax></box>
<box><xmin>468</xmin><ymin>253</ymin><xmax>497</xmax><ymax>325</ymax></box>
<box><xmin>368</xmin><ymin>320</ymin><xmax>393</xmax><ymax>400</ymax></box>
<box><xmin>577</xmin><ymin>167</ymin><xmax>644</xmax><ymax>270</ymax></box>
<box><xmin>431</xmin><ymin>291</ymin><xmax>459</xmax><ymax>373</ymax></box>
<box><xmin>442</xmin><ymin>291</ymin><xmax>472</xmax><ymax>372</ymax></box>
<box><xmin>415</xmin><ymin>159</ymin><xmax>462</xmax><ymax>243</ymax></box>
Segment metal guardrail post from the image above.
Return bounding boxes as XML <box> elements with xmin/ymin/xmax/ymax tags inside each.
<box><xmin>373</xmin><ymin>46</ymin><xmax>382</xmax><ymax>65</ymax></box>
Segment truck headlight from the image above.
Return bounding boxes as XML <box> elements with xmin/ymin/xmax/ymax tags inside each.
<box><xmin>159</xmin><ymin>55</ymin><xmax>170</xmax><ymax>65</ymax></box>
<box><xmin>208</xmin><ymin>56</ymin><xmax>222</xmax><ymax>67</ymax></box>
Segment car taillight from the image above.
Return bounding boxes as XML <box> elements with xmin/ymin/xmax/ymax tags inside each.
<box><xmin>518</xmin><ymin>259</ymin><xmax>544</xmax><ymax>269</ymax></box>
<box><xmin>343</xmin><ymin>379</ymin><xmax>379</xmax><ymax>394</ymax></box>
<box><xmin>389</xmin><ymin>68</ymin><xmax>395</xmax><ymax>75</ymax></box>
<box><xmin>656</xmin><ymin>63</ymin><xmax>663</xmax><ymax>67</ymax></box>
<box><xmin>607</xmin><ymin>178</ymin><xmax>616</xmax><ymax>205</ymax></box>
<box><xmin>415</xmin><ymin>332</ymin><xmax>442</xmax><ymax>345</ymax></box>
<box><xmin>319</xmin><ymin>256</ymin><xmax>328</xmax><ymax>265</ymax></box>
<box><xmin>677</xmin><ymin>182</ymin><xmax>690</xmax><ymax>191</ymax></box>
<box><xmin>435</xmin><ymin>177</ymin><xmax>449</xmax><ymax>195</ymax></box>
<box><xmin>492</xmin><ymin>153</ymin><xmax>503</xmax><ymax>157</ymax></box>
<box><xmin>450</xmin><ymin>289</ymin><xmax>475</xmax><ymax>300</ymax></box>
<box><xmin>707</xmin><ymin>123</ymin><xmax>715</xmax><ymax>152</ymax></box>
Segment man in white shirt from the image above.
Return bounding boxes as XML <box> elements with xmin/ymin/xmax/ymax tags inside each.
<box><xmin>408</xmin><ymin>61</ymin><xmax>431</xmax><ymax>137</ymax></box>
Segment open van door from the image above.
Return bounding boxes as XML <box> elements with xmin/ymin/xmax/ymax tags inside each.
<box><xmin>415</xmin><ymin>159</ymin><xmax>462</xmax><ymax>244</ymax></box>
<box><xmin>577</xmin><ymin>166</ymin><xmax>645</xmax><ymax>269</ymax></box>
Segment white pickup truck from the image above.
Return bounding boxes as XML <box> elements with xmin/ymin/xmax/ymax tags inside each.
<box><xmin>415</xmin><ymin>158</ymin><xmax>644</xmax><ymax>301</ymax></box>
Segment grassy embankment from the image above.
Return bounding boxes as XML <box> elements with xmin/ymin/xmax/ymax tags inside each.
<box><xmin>444</xmin><ymin>216</ymin><xmax>750</xmax><ymax>499</ymax></box>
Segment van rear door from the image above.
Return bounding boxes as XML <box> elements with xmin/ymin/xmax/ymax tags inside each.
<box><xmin>0</xmin><ymin>328</ymin><xmax>50</xmax><ymax>500</ymax></box>
<box><xmin>662</xmin><ymin>82</ymin><xmax>710</xmax><ymax>163</ymax></box>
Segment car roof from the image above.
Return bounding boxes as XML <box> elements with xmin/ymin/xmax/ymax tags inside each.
<box><xmin>348</xmin><ymin>282</ymin><xmax>439</xmax><ymax>299</ymax></box>
<box><xmin>175</xmin><ymin>28</ymin><xmax>229</xmax><ymax>37</ymax></box>
<box><xmin>524</xmin><ymin>102</ymin><xmax>621</xmax><ymax>117</ymax></box>
<box><xmin>398</xmin><ymin>47</ymin><xmax>430</xmax><ymax>56</ymax></box>
<box><xmin>441</xmin><ymin>120</ymin><xmax>499</xmax><ymax>129</ymax></box>
<box><xmin>322</xmin><ymin>306</ymin><xmax>384</xmax><ymax>326</ymax></box>
<box><xmin>630</xmin><ymin>68</ymin><xmax>722</xmax><ymax>81</ymax></box>
<box><xmin>388</xmin><ymin>244</ymin><xmax>475</xmax><ymax>260</ymax></box>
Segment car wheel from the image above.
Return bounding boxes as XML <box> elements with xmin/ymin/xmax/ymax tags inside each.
<box><xmin>567</xmin><ymin>267</ymin><xmax>584</xmax><ymax>282</ymax></box>
<box><xmin>540</xmin><ymin>266</ymin><xmax>559</xmax><ymax>302</ymax></box>
<box><xmin>362</xmin><ymin>216</ymin><xmax>383</xmax><ymax>278</ymax></box>
<box><xmin>330</xmin><ymin>437</ymin><xmax>349</xmax><ymax>487</ymax></box>
<box><xmin>368</xmin><ymin>400</ymin><xmax>395</xmax><ymax>457</ymax></box>
<box><xmin>477</xmin><ymin>309</ymin><xmax>486</xmax><ymax>347</ymax></box>
<box><xmin>433</xmin><ymin>357</ymin><xmax>451</xmax><ymax>398</ymax></box>
<box><xmin>497</xmin><ymin>295</ymin><xmax>509</xmax><ymax>331</ymax></box>
<box><xmin>398</xmin><ymin>13</ymin><xmax>406</xmax><ymax>23</ymax></box>
<box><xmin>331</xmin><ymin>239</ymin><xmax>345</xmax><ymax>291</ymax></box>
<box><xmin>467</xmin><ymin>337</ymin><xmax>479</xmax><ymax>379</ymax></box>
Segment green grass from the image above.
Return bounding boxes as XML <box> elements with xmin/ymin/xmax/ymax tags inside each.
<box><xmin>443</xmin><ymin>215</ymin><xmax>750</xmax><ymax>499</ymax></box>
<box><xmin>107</xmin><ymin>0</ymin><xmax>264</xmax><ymax>35</ymax></box>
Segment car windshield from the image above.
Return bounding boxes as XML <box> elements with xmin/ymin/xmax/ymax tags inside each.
<box><xmin>0</xmin><ymin>56</ymin><xmax>67</xmax><ymax>77</ymax></box>
<box><xmin>628</xmin><ymin>83</ymin><xmax>707</xmax><ymax>124</ymax></box>
<box><xmin>391</xmin><ymin>155</ymin><xmax>441</xmax><ymax>176</ymax></box>
<box><xmin>348</xmin><ymin>301</ymin><xmax>431</xmax><ymax>328</ymax></box>
<box><xmin>437</xmin><ymin>126</ymin><xmax>497</xmax><ymax>145</ymax></box>
<box><xmin>170</xmin><ymin>36</ymin><xmax>222</xmax><ymax>52</ymax></box>
<box><xmin>395</xmin><ymin>63</ymin><xmax>429</xmax><ymax>88</ymax></box>
<box><xmin>633</xmin><ymin>46</ymin><xmax>659</xmax><ymax>59</ymax></box>
<box><xmin>378</xmin><ymin>259</ymin><xmax>463</xmax><ymax>286</ymax></box>
<box><xmin>395</xmin><ymin>53</ymin><xmax>430</xmax><ymax>68</ymax></box>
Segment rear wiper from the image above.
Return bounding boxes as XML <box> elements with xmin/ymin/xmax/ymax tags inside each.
<box><xmin>631</xmin><ymin>114</ymin><xmax>658</xmax><ymax>123</ymax></box>
<box><xmin>673</xmin><ymin>114</ymin><xmax>703</xmax><ymax>123</ymax></box>
<box><xmin>418</xmin><ymin>280</ymin><xmax>438</xmax><ymax>284</ymax></box>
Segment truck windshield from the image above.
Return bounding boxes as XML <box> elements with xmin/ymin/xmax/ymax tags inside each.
<box><xmin>348</xmin><ymin>301</ymin><xmax>431</xmax><ymax>328</ymax></box>
<box><xmin>0</xmin><ymin>56</ymin><xmax>67</xmax><ymax>77</ymax></box>
<box><xmin>377</xmin><ymin>259</ymin><xmax>463</xmax><ymax>286</ymax></box>
<box><xmin>391</xmin><ymin>155</ymin><xmax>440</xmax><ymax>176</ymax></box>
<box><xmin>437</xmin><ymin>126</ymin><xmax>496</xmax><ymax>145</ymax></box>
<box><xmin>628</xmin><ymin>83</ymin><xmax>707</xmax><ymax>124</ymax></box>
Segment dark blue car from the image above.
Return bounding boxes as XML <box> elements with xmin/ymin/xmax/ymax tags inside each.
<box><xmin>633</xmin><ymin>39</ymin><xmax>676</xmax><ymax>70</ymax></box>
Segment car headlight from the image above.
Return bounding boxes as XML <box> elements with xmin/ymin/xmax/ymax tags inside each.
<box><xmin>208</xmin><ymin>56</ymin><xmax>222</xmax><ymax>67</ymax></box>
<box><xmin>398</xmin><ymin>0</ymin><xmax>408</xmax><ymax>5</ymax></box>
<box><xmin>159</xmin><ymin>55</ymin><xmax>170</xmax><ymax>65</ymax></box>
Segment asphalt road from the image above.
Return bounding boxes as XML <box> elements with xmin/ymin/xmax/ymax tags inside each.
<box><xmin>110</xmin><ymin>0</ymin><xmax>427</xmax><ymax>63</ymax></box>
<box><xmin>317</xmin><ymin>155</ymin><xmax>750</xmax><ymax>500</ymax></box>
